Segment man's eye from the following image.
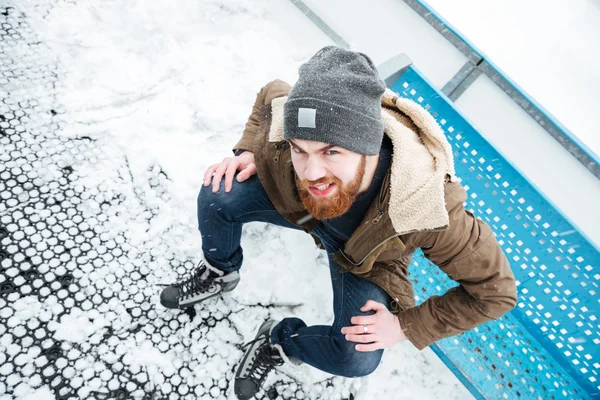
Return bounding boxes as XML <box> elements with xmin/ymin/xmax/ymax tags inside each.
<box><xmin>325</xmin><ymin>150</ymin><xmax>339</xmax><ymax>156</ymax></box>
<box><xmin>292</xmin><ymin>147</ymin><xmax>303</xmax><ymax>154</ymax></box>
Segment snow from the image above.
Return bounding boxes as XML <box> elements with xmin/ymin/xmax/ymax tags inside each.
<box><xmin>11</xmin><ymin>296</ymin><xmax>42</xmax><ymax>321</ymax></box>
<box><xmin>51</xmin><ymin>308</ymin><xmax>107</xmax><ymax>343</ymax></box>
<box><xmin>23</xmin><ymin>0</ymin><xmax>328</xmax><ymax>198</ymax></box>
<box><xmin>424</xmin><ymin>0</ymin><xmax>600</xmax><ymax>160</ymax></box>
<box><xmin>12</xmin><ymin>384</ymin><xmax>54</xmax><ymax>400</ymax></box>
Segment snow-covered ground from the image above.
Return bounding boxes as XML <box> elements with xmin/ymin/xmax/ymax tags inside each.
<box><xmin>0</xmin><ymin>0</ymin><xmax>472</xmax><ymax>399</ymax></box>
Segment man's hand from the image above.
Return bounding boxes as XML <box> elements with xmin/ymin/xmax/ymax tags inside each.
<box><xmin>341</xmin><ymin>300</ymin><xmax>407</xmax><ymax>352</ymax></box>
<box><xmin>204</xmin><ymin>151</ymin><xmax>257</xmax><ymax>193</ymax></box>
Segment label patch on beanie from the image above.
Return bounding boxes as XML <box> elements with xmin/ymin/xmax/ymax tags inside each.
<box><xmin>298</xmin><ymin>108</ymin><xmax>316</xmax><ymax>128</ymax></box>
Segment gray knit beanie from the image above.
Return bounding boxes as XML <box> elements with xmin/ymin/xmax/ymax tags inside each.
<box><xmin>283</xmin><ymin>46</ymin><xmax>386</xmax><ymax>156</ymax></box>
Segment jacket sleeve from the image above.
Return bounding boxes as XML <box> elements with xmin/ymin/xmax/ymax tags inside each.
<box><xmin>397</xmin><ymin>185</ymin><xmax>518</xmax><ymax>350</ymax></box>
<box><xmin>232</xmin><ymin>79</ymin><xmax>292</xmax><ymax>154</ymax></box>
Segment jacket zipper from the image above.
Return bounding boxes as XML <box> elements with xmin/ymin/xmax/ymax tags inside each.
<box><xmin>344</xmin><ymin>172</ymin><xmax>389</xmax><ymax>248</ymax></box>
<box><xmin>371</xmin><ymin>177</ymin><xmax>387</xmax><ymax>224</ymax></box>
<box><xmin>273</xmin><ymin>141</ymin><xmax>288</xmax><ymax>163</ymax></box>
<box><xmin>340</xmin><ymin>173</ymin><xmax>390</xmax><ymax>264</ymax></box>
<box><xmin>372</xmin><ymin>211</ymin><xmax>384</xmax><ymax>224</ymax></box>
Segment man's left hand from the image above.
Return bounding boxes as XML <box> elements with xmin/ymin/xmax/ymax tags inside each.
<box><xmin>341</xmin><ymin>300</ymin><xmax>407</xmax><ymax>352</ymax></box>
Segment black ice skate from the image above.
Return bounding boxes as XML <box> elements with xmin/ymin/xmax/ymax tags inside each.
<box><xmin>159</xmin><ymin>260</ymin><xmax>240</xmax><ymax>309</ymax></box>
<box><xmin>234</xmin><ymin>320</ymin><xmax>284</xmax><ymax>400</ymax></box>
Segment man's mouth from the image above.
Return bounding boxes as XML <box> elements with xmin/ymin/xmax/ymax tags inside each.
<box><xmin>308</xmin><ymin>183</ymin><xmax>336</xmax><ymax>197</ymax></box>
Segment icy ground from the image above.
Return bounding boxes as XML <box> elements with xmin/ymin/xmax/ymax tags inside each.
<box><xmin>0</xmin><ymin>0</ymin><xmax>471</xmax><ymax>399</ymax></box>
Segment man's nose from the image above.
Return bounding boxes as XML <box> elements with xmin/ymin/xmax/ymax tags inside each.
<box><xmin>304</xmin><ymin>157</ymin><xmax>327</xmax><ymax>182</ymax></box>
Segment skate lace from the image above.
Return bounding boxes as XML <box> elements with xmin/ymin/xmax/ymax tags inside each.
<box><xmin>177</xmin><ymin>263</ymin><xmax>218</xmax><ymax>298</ymax></box>
<box><xmin>241</xmin><ymin>338</ymin><xmax>283</xmax><ymax>386</ymax></box>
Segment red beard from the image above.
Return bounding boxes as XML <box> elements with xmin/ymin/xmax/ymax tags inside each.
<box><xmin>295</xmin><ymin>156</ymin><xmax>366</xmax><ymax>220</ymax></box>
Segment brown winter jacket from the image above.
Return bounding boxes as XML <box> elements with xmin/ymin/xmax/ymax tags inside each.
<box><xmin>233</xmin><ymin>79</ymin><xmax>517</xmax><ymax>350</ymax></box>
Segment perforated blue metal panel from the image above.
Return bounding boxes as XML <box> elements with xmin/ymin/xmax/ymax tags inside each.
<box><xmin>391</xmin><ymin>67</ymin><xmax>599</xmax><ymax>400</ymax></box>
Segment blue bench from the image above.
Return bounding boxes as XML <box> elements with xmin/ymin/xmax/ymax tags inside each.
<box><xmin>380</xmin><ymin>61</ymin><xmax>599</xmax><ymax>399</ymax></box>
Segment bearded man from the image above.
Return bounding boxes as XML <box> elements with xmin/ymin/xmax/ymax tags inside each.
<box><xmin>159</xmin><ymin>46</ymin><xmax>517</xmax><ymax>400</ymax></box>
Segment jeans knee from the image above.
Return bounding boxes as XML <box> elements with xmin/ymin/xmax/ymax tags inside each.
<box><xmin>197</xmin><ymin>180</ymin><xmax>235</xmax><ymax>218</ymax></box>
<box><xmin>332</xmin><ymin>334</ymin><xmax>382</xmax><ymax>377</ymax></box>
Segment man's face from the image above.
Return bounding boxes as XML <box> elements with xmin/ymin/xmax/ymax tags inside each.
<box><xmin>289</xmin><ymin>139</ymin><xmax>366</xmax><ymax>220</ymax></box>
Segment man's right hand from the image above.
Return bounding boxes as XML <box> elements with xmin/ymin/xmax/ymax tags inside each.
<box><xmin>203</xmin><ymin>151</ymin><xmax>257</xmax><ymax>193</ymax></box>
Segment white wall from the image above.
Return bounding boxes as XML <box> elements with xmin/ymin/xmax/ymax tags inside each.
<box><xmin>424</xmin><ymin>0</ymin><xmax>600</xmax><ymax>161</ymax></box>
<box><xmin>301</xmin><ymin>0</ymin><xmax>467</xmax><ymax>88</ymax></box>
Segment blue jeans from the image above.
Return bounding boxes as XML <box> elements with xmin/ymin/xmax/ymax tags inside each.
<box><xmin>198</xmin><ymin>173</ymin><xmax>392</xmax><ymax>377</ymax></box>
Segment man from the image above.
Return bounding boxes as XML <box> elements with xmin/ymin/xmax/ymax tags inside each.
<box><xmin>160</xmin><ymin>46</ymin><xmax>517</xmax><ymax>400</ymax></box>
